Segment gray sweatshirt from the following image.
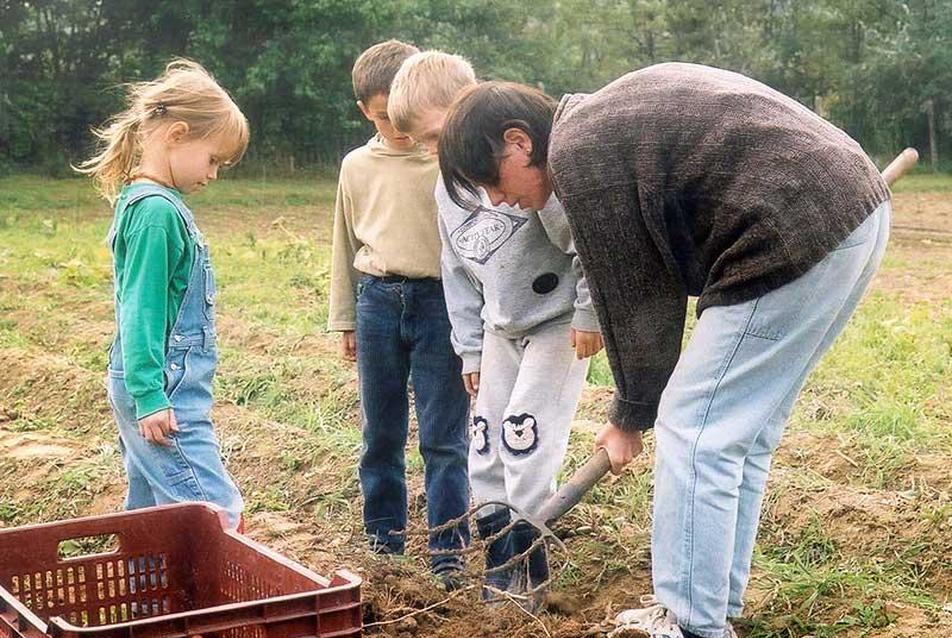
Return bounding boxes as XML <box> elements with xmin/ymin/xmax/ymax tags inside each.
<box><xmin>436</xmin><ymin>178</ymin><xmax>599</xmax><ymax>374</ymax></box>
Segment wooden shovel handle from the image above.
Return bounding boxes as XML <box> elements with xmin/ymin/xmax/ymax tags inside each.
<box><xmin>536</xmin><ymin>448</ymin><xmax>612</xmax><ymax>527</ymax></box>
<box><xmin>882</xmin><ymin>148</ymin><xmax>919</xmax><ymax>186</ymax></box>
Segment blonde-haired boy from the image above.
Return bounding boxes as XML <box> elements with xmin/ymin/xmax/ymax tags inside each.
<box><xmin>389</xmin><ymin>51</ymin><xmax>603</xmax><ymax>606</ymax></box>
<box><xmin>389</xmin><ymin>51</ymin><xmax>476</xmax><ymax>153</ymax></box>
<box><xmin>327</xmin><ymin>40</ymin><xmax>471</xmax><ymax>590</ymax></box>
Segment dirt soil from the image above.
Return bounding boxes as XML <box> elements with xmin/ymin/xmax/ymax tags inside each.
<box><xmin>0</xmin><ymin>187</ymin><xmax>949</xmax><ymax>637</ymax></box>
<box><xmin>874</xmin><ymin>192</ymin><xmax>951</xmax><ymax>302</ymax></box>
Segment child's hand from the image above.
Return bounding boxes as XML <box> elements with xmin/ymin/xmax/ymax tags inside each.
<box><xmin>462</xmin><ymin>372</ymin><xmax>480</xmax><ymax>397</ymax></box>
<box><xmin>571</xmin><ymin>328</ymin><xmax>604</xmax><ymax>359</ymax></box>
<box><xmin>341</xmin><ymin>331</ymin><xmax>357</xmax><ymax>362</ymax></box>
<box><xmin>138</xmin><ymin>408</ymin><xmax>179</xmax><ymax>446</ymax></box>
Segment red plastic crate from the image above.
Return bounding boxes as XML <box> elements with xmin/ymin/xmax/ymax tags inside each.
<box><xmin>0</xmin><ymin>504</ymin><xmax>361</xmax><ymax>638</ymax></box>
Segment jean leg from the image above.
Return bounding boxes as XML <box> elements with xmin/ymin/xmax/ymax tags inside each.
<box><xmin>407</xmin><ymin>282</ymin><xmax>472</xmax><ymax>567</ymax></box>
<box><xmin>653</xmin><ymin>205</ymin><xmax>889</xmax><ymax>638</ymax></box>
<box><xmin>163</xmin><ymin>416</ymin><xmax>244</xmax><ymax>527</ymax></box>
<box><xmin>122</xmin><ymin>444</ymin><xmax>158</xmax><ymax>510</ymax></box>
<box><xmin>109</xmin><ymin>388</ymin><xmax>157</xmax><ymax>509</ymax></box>
<box><xmin>726</xmin><ymin>202</ymin><xmax>891</xmax><ymax>616</ymax></box>
<box><xmin>356</xmin><ymin>281</ymin><xmax>411</xmax><ymax>553</ymax></box>
<box><xmin>109</xmin><ymin>376</ymin><xmax>243</xmax><ymax>528</ymax></box>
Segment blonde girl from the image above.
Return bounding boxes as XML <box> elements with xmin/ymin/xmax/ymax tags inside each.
<box><xmin>77</xmin><ymin>59</ymin><xmax>248</xmax><ymax>528</ymax></box>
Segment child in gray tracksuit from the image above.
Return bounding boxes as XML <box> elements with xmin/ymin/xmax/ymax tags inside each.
<box><xmin>436</xmin><ymin>179</ymin><xmax>603</xmax><ymax>598</ymax></box>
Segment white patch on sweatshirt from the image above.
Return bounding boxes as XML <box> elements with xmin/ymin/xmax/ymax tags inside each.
<box><xmin>451</xmin><ymin>206</ymin><xmax>528</xmax><ymax>265</ymax></box>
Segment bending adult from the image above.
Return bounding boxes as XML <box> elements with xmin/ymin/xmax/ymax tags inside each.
<box><xmin>438</xmin><ymin>63</ymin><xmax>891</xmax><ymax>638</ymax></box>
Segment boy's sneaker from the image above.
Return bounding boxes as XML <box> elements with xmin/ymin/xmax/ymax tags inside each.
<box><xmin>433</xmin><ymin>563</ymin><xmax>465</xmax><ymax>592</ymax></box>
<box><xmin>507</xmin><ymin>521</ymin><xmax>549</xmax><ymax>611</ymax></box>
<box><xmin>366</xmin><ymin>533</ymin><xmax>403</xmax><ymax>556</ymax></box>
<box><xmin>475</xmin><ymin>508</ymin><xmax>515</xmax><ymax>601</ymax></box>
<box><xmin>608</xmin><ymin>596</ymin><xmax>738</xmax><ymax>638</ymax></box>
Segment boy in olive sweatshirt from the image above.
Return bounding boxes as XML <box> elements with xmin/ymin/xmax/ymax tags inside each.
<box><xmin>327</xmin><ymin>40</ymin><xmax>470</xmax><ymax>590</ymax></box>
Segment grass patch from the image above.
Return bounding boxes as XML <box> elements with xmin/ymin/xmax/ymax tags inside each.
<box><xmin>799</xmin><ymin>293</ymin><xmax>951</xmax><ymax>487</ymax></box>
<box><xmin>0</xmin><ymin>176</ymin><xmax>948</xmax><ymax>637</ymax></box>
<box><xmin>890</xmin><ymin>171</ymin><xmax>952</xmax><ymax>193</ymax></box>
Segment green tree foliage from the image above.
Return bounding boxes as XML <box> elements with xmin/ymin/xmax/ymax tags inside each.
<box><xmin>0</xmin><ymin>0</ymin><xmax>948</xmax><ymax>172</ymax></box>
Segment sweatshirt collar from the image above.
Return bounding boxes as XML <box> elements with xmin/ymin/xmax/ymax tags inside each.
<box><xmin>554</xmin><ymin>92</ymin><xmax>590</xmax><ymax>126</ymax></box>
<box><xmin>367</xmin><ymin>133</ymin><xmax>429</xmax><ymax>158</ymax></box>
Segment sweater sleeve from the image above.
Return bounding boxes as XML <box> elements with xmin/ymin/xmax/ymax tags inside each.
<box><xmin>119</xmin><ymin>221</ymin><xmax>184</xmax><ymax>420</ymax></box>
<box><xmin>327</xmin><ymin>168</ymin><xmax>363</xmax><ymax>332</ymax></box>
<box><xmin>438</xmin><ymin>211</ymin><xmax>485</xmax><ymax>374</ymax></box>
<box><xmin>559</xmin><ymin>186</ymin><xmax>687</xmax><ymax>432</ymax></box>
<box><xmin>537</xmin><ymin>198</ymin><xmax>600</xmax><ymax>333</ymax></box>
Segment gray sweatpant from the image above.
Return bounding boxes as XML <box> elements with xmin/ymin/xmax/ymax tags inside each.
<box><xmin>469</xmin><ymin>320</ymin><xmax>589</xmax><ymax>517</ymax></box>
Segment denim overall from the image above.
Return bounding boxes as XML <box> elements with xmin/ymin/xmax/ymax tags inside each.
<box><xmin>106</xmin><ymin>184</ymin><xmax>243</xmax><ymax>528</ymax></box>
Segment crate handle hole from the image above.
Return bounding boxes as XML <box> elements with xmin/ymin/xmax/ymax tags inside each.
<box><xmin>58</xmin><ymin>534</ymin><xmax>120</xmax><ymax>560</ymax></box>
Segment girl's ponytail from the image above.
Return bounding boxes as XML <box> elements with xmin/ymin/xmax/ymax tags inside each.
<box><xmin>75</xmin><ymin>106</ymin><xmax>144</xmax><ymax>203</ymax></box>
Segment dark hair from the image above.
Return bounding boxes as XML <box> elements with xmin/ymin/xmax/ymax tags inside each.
<box><xmin>352</xmin><ymin>39</ymin><xmax>419</xmax><ymax>102</ymax></box>
<box><xmin>438</xmin><ymin>81</ymin><xmax>556</xmax><ymax>209</ymax></box>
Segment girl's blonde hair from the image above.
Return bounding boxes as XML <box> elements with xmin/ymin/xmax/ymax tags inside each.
<box><xmin>76</xmin><ymin>59</ymin><xmax>249</xmax><ymax>202</ymax></box>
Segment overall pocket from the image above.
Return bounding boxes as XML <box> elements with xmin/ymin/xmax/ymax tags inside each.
<box><xmin>202</xmin><ymin>263</ymin><xmax>217</xmax><ymax>322</ymax></box>
<box><xmin>165</xmin><ymin>346</ymin><xmax>192</xmax><ymax>399</ymax></box>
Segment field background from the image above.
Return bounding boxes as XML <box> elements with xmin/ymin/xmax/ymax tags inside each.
<box><xmin>0</xmin><ymin>175</ymin><xmax>948</xmax><ymax>638</ymax></box>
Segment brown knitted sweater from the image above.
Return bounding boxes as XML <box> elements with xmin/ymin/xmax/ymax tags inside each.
<box><xmin>549</xmin><ymin>62</ymin><xmax>890</xmax><ymax>432</ymax></box>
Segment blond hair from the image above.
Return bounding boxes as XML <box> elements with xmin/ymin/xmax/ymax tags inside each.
<box><xmin>76</xmin><ymin>59</ymin><xmax>249</xmax><ymax>203</ymax></box>
<box><xmin>388</xmin><ymin>51</ymin><xmax>476</xmax><ymax>135</ymax></box>
<box><xmin>352</xmin><ymin>40</ymin><xmax>420</xmax><ymax>103</ymax></box>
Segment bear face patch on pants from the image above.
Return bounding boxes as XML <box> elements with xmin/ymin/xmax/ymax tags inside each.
<box><xmin>471</xmin><ymin>416</ymin><xmax>490</xmax><ymax>455</ymax></box>
<box><xmin>501</xmin><ymin>413</ymin><xmax>539</xmax><ymax>455</ymax></box>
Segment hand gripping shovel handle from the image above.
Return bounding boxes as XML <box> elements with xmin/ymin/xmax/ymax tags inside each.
<box><xmin>535</xmin><ymin>448</ymin><xmax>612</xmax><ymax>527</ymax></box>
<box><xmin>533</xmin><ymin>148</ymin><xmax>917</xmax><ymax>530</ymax></box>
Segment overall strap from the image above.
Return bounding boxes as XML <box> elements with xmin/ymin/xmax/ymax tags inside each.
<box><xmin>108</xmin><ymin>184</ymin><xmax>203</xmax><ymax>249</ymax></box>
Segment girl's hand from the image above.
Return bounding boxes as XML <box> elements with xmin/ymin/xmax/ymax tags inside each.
<box><xmin>341</xmin><ymin>331</ymin><xmax>357</xmax><ymax>362</ymax></box>
<box><xmin>463</xmin><ymin>372</ymin><xmax>480</xmax><ymax>397</ymax></box>
<box><xmin>571</xmin><ymin>328</ymin><xmax>604</xmax><ymax>359</ymax></box>
<box><xmin>594</xmin><ymin>422</ymin><xmax>643</xmax><ymax>475</ymax></box>
<box><xmin>138</xmin><ymin>408</ymin><xmax>179</xmax><ymax>446</ymax></box>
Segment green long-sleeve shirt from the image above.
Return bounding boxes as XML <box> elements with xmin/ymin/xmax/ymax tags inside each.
<box><xmin>112</xmin><ymin>186</ymin><xmax>194</xmax><ymax>419</ymax></box>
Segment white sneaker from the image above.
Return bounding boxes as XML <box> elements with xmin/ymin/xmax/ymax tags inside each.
<box><xmin>608</xmin><ymin>596</ymin><xmax>739</xmax><ymax>638</ymax></box>
<box><xmin>609</xmin><ymin>596</ymin><xmax>683</xmax><ymax>638</ymax></box>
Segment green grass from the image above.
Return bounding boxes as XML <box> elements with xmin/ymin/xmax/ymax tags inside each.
<box><xmin>0</xmin><ymin>175</ymin><xmax>949</xmax><ymax>637</ymax></box>
<box><xmin>890</xmin><ymin>171</ymin><xmax>952</xmax><ymax>193</ymax></box>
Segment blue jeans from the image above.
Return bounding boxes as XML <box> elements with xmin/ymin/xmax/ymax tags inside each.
<box><xmin>652</xmin><ymin>202</ymin><xmax>890</xmax><ymax>637</ymax></box>
<box><xmin>108</xmin><ymin>374</ymin><xmax>244</xmax><ymax>528</ymax></box>
<box><xmin>355</xmin><ymin>276</ymin><xmax>471</xmax><ymax>570</ymax></box>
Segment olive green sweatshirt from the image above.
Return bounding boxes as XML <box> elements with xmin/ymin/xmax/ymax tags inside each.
<box><xmin>327</xmin><ymin>135</ymin><xmax>443</xmax><ymax>331</ymax></box>
<box><xmin>111</xmin><ymin>185</ymin><xmax>194</xmax><ymax>419</ymax></box>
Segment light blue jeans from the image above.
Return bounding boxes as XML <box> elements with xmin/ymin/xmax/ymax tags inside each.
<box><xmin>652</xmin><ymin>202</ymin><xmax>890</xmax><ymax>637</ymax></box>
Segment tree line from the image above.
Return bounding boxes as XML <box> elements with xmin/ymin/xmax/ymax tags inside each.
<box><xmin>1</xmin><ymin>0</ymin><xmax>948</xmax><ymax>174</ymax></box>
